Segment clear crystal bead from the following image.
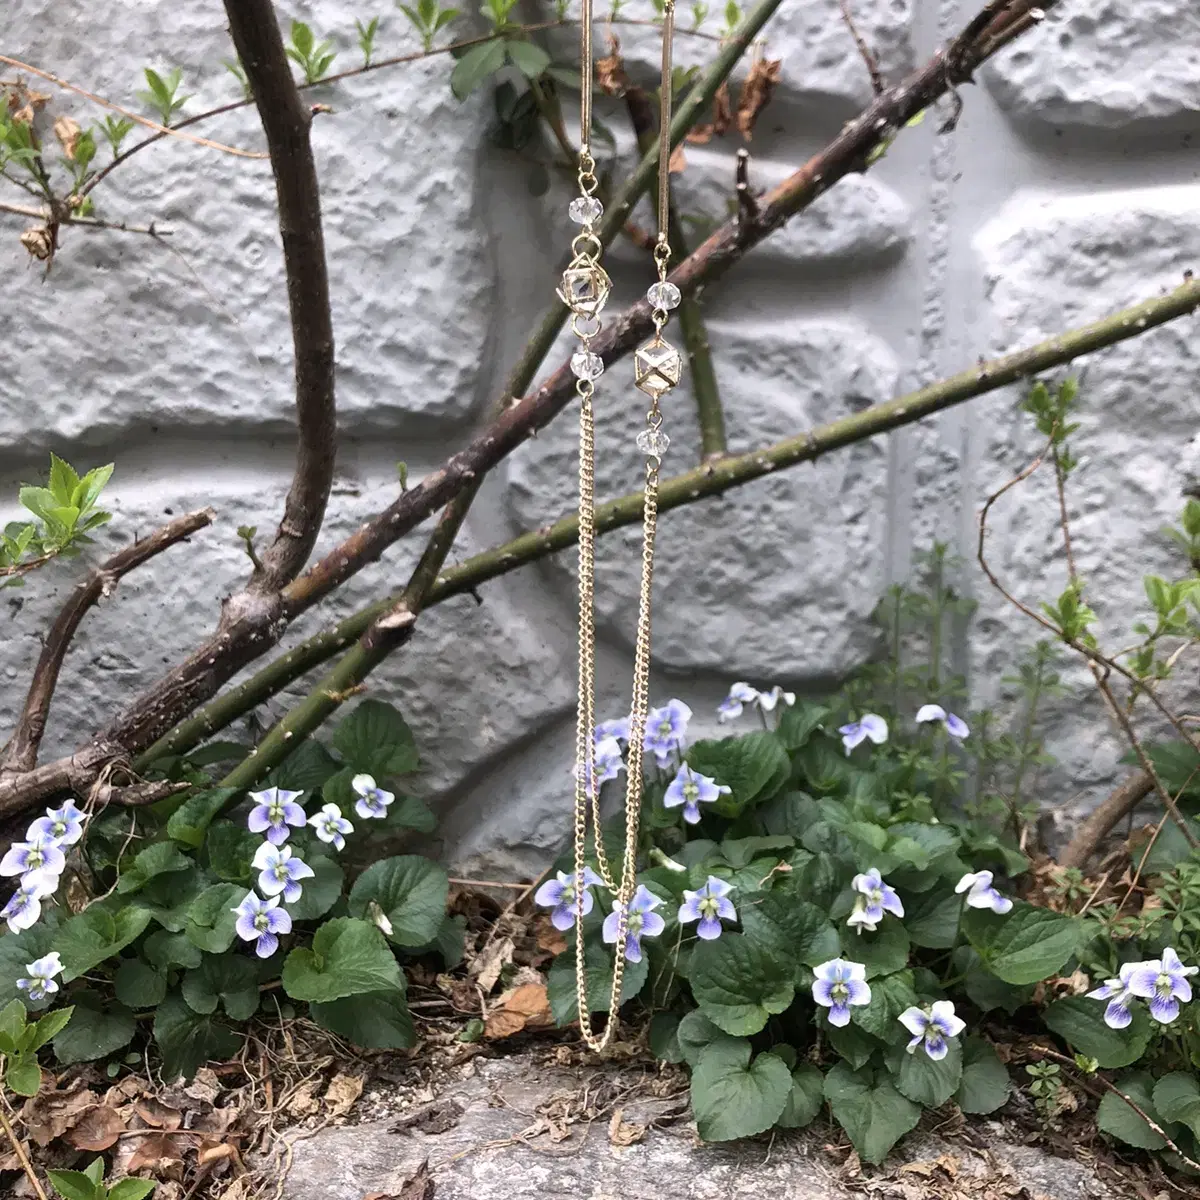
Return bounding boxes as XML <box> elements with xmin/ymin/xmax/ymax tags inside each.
<box><xmin>568</xmin><ymin>195</ymin><xmax>604</xmax><ymax>224</ymax></box>
<box><xmin>647</xmin><ymin>281</ymin><xmax>681</xmax><ymax>311</ymax></box>
<box><xmin>558</xmin><ymin>259</ymin><xmax>612</xmax><ymax>317</ymax></box>
<box><xmin>634</xmin><ymin>335</ymin><xmax>683</xmax><ymax>400</ymax></box>
<box><xmin>572</xmin><ymin>314</ymin><xmax>601</xmax><ymax>338</ymax></box>
<box><xmin>570</xmin><ymin>351</ymin><xmax>604</xmax><ymax>381</ymax></box>
<box><xmin>636</xmin><ymin>428</ymin><xmax>670</xmax><ymax>459</ymax></box>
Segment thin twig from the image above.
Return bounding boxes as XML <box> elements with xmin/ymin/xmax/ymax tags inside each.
<box><xmin>838</xmin><ymin>0</ymin><xmax>884</xmax><ymax>93</ymax></box>
<box><xmin>0</xmin><ymin>200</ymin><xmax>171</xmax><ymax>236</ymax></box>
<box><xmin>0</xmin><ymin>508</ymin><xmax>214</xmax><ymax>776</ymax></box>
<box><xmin>734</xmin><ymin>148</ymin><xmax>760</xmax><ymax>237</ymax></box>
<box><xmin>0</xmin><ymin>54</ymin><xmax>265</xmax><ymax>158</ymax></box>
<box><xmin>0</xmin><ymin>1094</ymin><xmax>48</xmax><ymax>1200</ymax></box>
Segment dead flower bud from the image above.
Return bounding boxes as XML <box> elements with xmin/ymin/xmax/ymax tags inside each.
<box><xmin>53</xmin><ymin>115</ymin><xmax>82</xmax><ymax>159</ymax></box>
<box><xmin>20</xmin><ymin>225</ymin><xmax>53</xmax><ymax>261</ymax></box>
<box><xmin>686</xmin><ymin>79</ymin><xmax>732</xmax><ymax>145</ymax></box>
<box><xmin>596</xmin><ymin>37</ymin><xmax>629</xmax><ymax>97</ymax></box>
<box><xmin>736</xmin><ymin>55</ymin><xmax>782</xmax><ymax>141</ymax></box>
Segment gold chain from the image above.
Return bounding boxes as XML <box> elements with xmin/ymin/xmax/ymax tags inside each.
<box><xmin>566</xmin><ymin>0</ymin><xmax>677</xmax><ymax>1054</ymax></box>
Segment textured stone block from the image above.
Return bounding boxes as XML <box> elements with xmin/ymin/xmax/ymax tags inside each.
<box><xmin>2</xmin><ymin>0</ymin><xmax>491</xmax><ymax>449</ymax></box>
<box><xmin>969</xmin><ymin>186</ymin><xmax>1200</xmax><ymax>804</ymax></box>
<box><xmin>506</xmin><ymin>319</ymin><xmax>899</xmax><ymax>679</ymax></box>
<box><xmin>986</xmin><ymin>1</ymin><xmax>1200</xmax><ymax>129</ymax></box>
<box><xmin>0</xmin><ymin>461</ymin><xmax>573</xmax><ymax>802</ymax></box>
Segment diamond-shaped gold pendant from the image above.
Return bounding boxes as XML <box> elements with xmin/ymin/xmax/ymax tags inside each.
<box><xmin>557</xmin><ymin>255</ymin><xmax>612</xmax><ymax>317</ymax></box>
<box><xmin>633</xmin><ymin>335</ymin><xmax>682</xmax><ymax>400</ymax></box>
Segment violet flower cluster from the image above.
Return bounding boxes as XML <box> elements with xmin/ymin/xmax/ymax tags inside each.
<box><xmin>1</xmin><ymin>801</ymin><xmax>87</xmax><ymax>935</ymax></box>
<box><xmin>716</xmin><ymin>683</ymin><xmax>796</xmax><ymax>723</ymax></box>
<box><xmin>234</xmin><ymin>781</ymin><xmax>362</xmax><ymax>959</ymax></box>
<box><xmin>836</xmin><ymin>703</ymin><xmax>970</xmax><ymax>756</ymax></box>
<box><xmin>1087</xmin><ymin>948</ymin><xmax>1199</xmax><ymax>1028</ymax></box>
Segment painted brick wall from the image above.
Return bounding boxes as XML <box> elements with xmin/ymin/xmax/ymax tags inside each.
<box><xmin>3</xmin><ymin>0</ymin><xmax>1198</xmax><ymax>872</ymax></box>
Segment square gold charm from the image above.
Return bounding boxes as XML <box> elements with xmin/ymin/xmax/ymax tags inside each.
<box><xmin>634</xmin><ymin>335</ymin><xmax>682</xmax><ymax>400</ymax></box>
<box><xmin>558</xmin><ymin>259</ymin><xmax>612</xmax><ymax>317</ymax></box>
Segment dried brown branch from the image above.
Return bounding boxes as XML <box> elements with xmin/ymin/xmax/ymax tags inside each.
<box><xmin>0</xmin><ymin>509</ymin><xmax>214</xmax><ymax>777</ymax></box>
<box><xmin>0</xmin><ymin>200</ymin><xmax>171</xmax><ymax>237</ymax></box>
<box><xmin>1059</xmin><ymin>771</ymin><xmax>1155</xmax><ymax>870</ymax></box>
<box><xmin>838</xmin><ymin>0</ymin><xmax>884</xmax><ymax>94</ymax></box>
<box><xmin>224</xmin><ymin>0</ymin><xmax>337</xmax><ymax>593</ymax></box>
<box><xmin>0</xmin><ymin>0</ymin><xmax>1062</xmax><ymax>813</ymax></box>
<box><xmin>734</xmin><ymin>148</ymin><xmax>759</xmax><ymax>240</ymax></box>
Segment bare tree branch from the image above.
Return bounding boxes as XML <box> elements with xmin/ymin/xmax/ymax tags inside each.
<box><xmin>1059</xmin><ymin>771</ymin><xmax>1155</xmax><ymax>870</ymax></box>
<box><xmin>223</xmin><ymin>0</ymin><xmax>337</xmax><ymax>592</ymax></box>
<box><xmin>0</xmin><ymin>508</ymin><xmax>214</xmax><ymax>777</ymax></box>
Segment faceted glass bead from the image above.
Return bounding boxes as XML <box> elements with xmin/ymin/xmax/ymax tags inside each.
<box><xmin>636</xmin><ymin>428</ymin><xmax>670</xmax><ymax>459</ymax></box>
<box><xmin>572</xmin><ymin>314</ymin><xmax>601</xmax><ymax>339</ymax></box>
<box><xmin>568</xmin><ymin>195</ymin><xmax>604</xmax><ymax>225</ymax></box>
<box><xmin>558</xmin><ymin>258</ymin><xmax>612</xmax><ymax>317</ymax></box>
<box><xmin>646</xmin><ymin>281</ymin><xmax>681</xmax><ymax>311</ymax></box>
<box><xmin>633</xmin><ymin>335</ymin><xmax>682</xmax><ymax>400</ymax></box>
<box><xmin>571</xmin><ymin>351</ymin><xmax>604</xmax><ymax>381</ymax></box>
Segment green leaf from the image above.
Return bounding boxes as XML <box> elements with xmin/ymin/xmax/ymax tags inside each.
<box><xmin>29</xmin><ymin>1005</ymin><xmax>73</xmax><ymax>1050</ymax></box>
<box><xmin>167</xmin><ymin>788</ymin><xmax>237</xmax><ymax>848</ymax></box>
<box><xmin>268</xmin><ymin>738</ymin><xmax>339</xmax><ymax>791</ymax></box>
<box><xmin>134</xmin><ymin>865</ymin><xmax>212</xmax><ymax>934</ymax></box>
<box><xmin>59</xmin><ymin>907</ymin><xmax>153</xmax><ymax>980</ymax></box>
<box><xmin>77</xmin><ymin>463</ymin><xmax>113</xmax><ymax>511</ymax></box>
<box><xmin>1043</xmin><ymin>996</ymin><xmax>1152</xmax><ymax>1069</ymax></box>
<box><xmin>776</xmin><ymin>701</ymin><xmax>831</xmax><ymax>751</ymax></box>
<box><xmin>282</xmin><ymin>918</ymin><xmax>403</xmax><ymax>1002</ymax></box>
<box><xmin>115</xmin><ymin>959</ymin><xmax>168</xmax><ymax>1009</ymax></box>
<box><xmin>840</xmin><ymin>923</ymin><xmax>910</xmax><ymax>979</ymax></box>
<box><xmin>117</xmin><ymin>840</ymin><xmax>194</xmax><ymax>893</ymax></box>
<box><xmin>52</xmin><ymin>990</ymin><xmax>134</xmax><ymax>1064</ymax></box>
<box><xmin>905</xmin><ymin>891</ymin><xmax>964</xmax><ymax>949</ymax></box>
<box><xmin>331</xmin><ymin>699</ymin><xmax>419</xmax><ymax>776</ymax></box>
<box><xmin>1097</xmin><ymin>1073</ymin><xmax>1169</xmax><ymax>1150</ymax></box>
<box><xmin>963</xmin><ymin>904</ymin><xmax>1079</xmax><ymax>985</ymax></box>
<box><xmin>506</xmin><ymin>39</ymin><xmax>550</xmax><ymax>78</ymax></box>
<box><xmin>825</xmin><ymin>1018</ymin><xmax>881</xmax><ymax>1070</ymax></box>
<box><xmin>954</xmin><ymin>1037</ymin><xmax>1009</xmax><ymax>1114</ymax></box>
<box><xmin>852</xmin><ymin>970</ymin><xmax>917</xmax><ymax>1040</ymax></box>
<box><xmin>690</xmin><ymin>1040</ymin><xmax>792</xmax><ymax>1141</ymax></box>
<box><xmin>1153</xmin><ymin>1073</ymin><xmax>1200</xmax><ymax>1138</ymax></box>
<box><xmin>675</xmin><ymin>1009</ymin><xmax>743</xmax><ymax>1067</ymax></box>
<box><xmin>285</xmin><ymin>853</ymin><xmax>344</xmax><ymax>922</ymax></box>
<box><xmin>347</xmin><ymin>856</ymin><xmax>448</xmax><ymax>947</ymax></box>
<box><xmin>683</xmin><ymin>733</ymin><xmax>791</xmax><ymax>818</ymax></box>
<box><xmin>648</xmin><ymin>1012</ymin><xmax>683</xmax><ymax>1063</ymax></box>
<box><xmin>739</xmin><ymin>893</ymin><xmax>837</xmax><ymax>968</ymax></box>
<box><xmin>688</xmin><ymin>933</ymin><xmax>794</xmax><ymax>1036</ymax></box>
<box><xmin>547</xmin><ymin>941</ymin><xmax>648</xmax><ymax>1025</ymax></box>
<box><xmin>777</xmin><ymin>1063</ymin><xmax>824</xmax><ymax>1129</ymax></box>
<box><xmin>184</xmin><ymin>883</ymin><xmax>245</xmax><ymax>953</ymax></box>
<box><xmin>48</xmin><ymin>454</ymin><xmax>80</xmax><ymax>503</ymax></box>
<box><xmin>0</xmin><ymin>998</ymin><xmax>25</xmax><ymax>1052</ymax></box>
<box><xmin>889</xmin><ymin>1037</ymin><xmax>963</xmax><ymax>1108</ymax></box>
<box><xmin>143</xmin><ymin>930</ymin><xmax>202</xmax><ymax>972</ymax></box>
<box><xmin>153</xmin><ymin>993</ymin><xmax>240</xmax><ymax>1082</ymax></box>
<box><xmin>183</xmin><ymin>953</ymin><xmax>260</xmax><ymax>1021</ymax></box>
<box><xmin>451</xmin><ymin>36</ymin><xmax>506</xmax><ymax>99</ymax></box>
<box><xmin>204</xmin><ymin>821</ymin><xmax>260</xmax><ymax>882</ymax></box>
<box><xmin>825</xmin><ymin>1062</ymin><xmax>921</xmax><ymax>1165</ymax></box>
<box><xmin>109</xmin><ymin>1180</ymin><xmax>159</xmax><ymax>1200</ymax></box>
<box><xmin>954</xmin><ymin>946</ymin><xmax>1032</xmax><ymax>1014</ymax></box>
<box><xmin>5</xmin><ymin>1053</ymin><xmax>41</xmax><ymax>1096</ymax></box>
<box><xmin>0</xmin><ymin>922</ymin><xmax>59</xmax><ymax>1009</ymax></box>
<box><xmin>45</xmin><ymin>1170</ymin><xmax>100</xmax><ymax>1200</ymax></box>
<box><xmin>310</xmin><ymin>988</ymin><xmax>416</xmax><ymax>1049</ymax></box>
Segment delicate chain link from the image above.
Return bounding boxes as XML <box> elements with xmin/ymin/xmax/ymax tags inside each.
<box><xmin>569</xmin><ymin>0</ymin><xmax>674</xmax><ymax>1054</ymax></box>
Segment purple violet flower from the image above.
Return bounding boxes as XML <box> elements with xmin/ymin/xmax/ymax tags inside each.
<box><xmin>955</xmin><ymin>870</ymin><xmax>1013</xmax><ymax>914</ymax></box>
<box><xmin>252</xmin><ymin>842</ymin><xmax>315</xmax><ymax>904</ymax></box>
<box><xmin>595</xmin><ymin>717</ymin><xmax>632</xmax><ymax>744</ymax></box>
<box><xmin>678</xmin><ymin>876</ymin><xmax>736</xmax><ymax>940</ymax></box>
<box><xmin>0</xmin><ymin>834</ymin><xmax>66</xmax><ymax>889</ymax></box>
<box><xmin>352</xmin><ymin>773</ymin><xmax>394</xmax><ymax>819</ymax></box>
<box><xmin>916</xmin><ymin>703</ymin><xmax>970</xmax><ymax>739</ymax></box>
<box><xmin>1125</xmin><ymin>948</ymin><xmax>1198</xmax><ymax>1024</ymax></box>
<box><xmin>247</xmin><ymin>787</ymin><xmax>307</xmax><ymax>846</ymax></box>
<box><xmin>898</xmin><ymin>1001</ymin><xmax>966</xmax><ymax>1060</ymax></box>
<box><xmin>15</xmin><ymin>952</ymin><xmax>63</xmax><ymax>1002</ymax></box>
<box><xmin>663</xmin><ymin>763</ymin><xmax>730</xmax><ymax>825</ymax></box>
<box><xmin>27</xmin><ymin>802</ymin><xmax>85</xmax><ymax>847</ymax></box>
<box><xmin>812</xmin><ymin>958</ymin><xmax>871</xmax><ymax>1027</ymax></box>
<box><xmin>233</xmin><ymin>891</ymin><xmax>293</xmax><ymax>958</ymax></box>
<box><xmin>308</xmin><ymin>803</ymin><xmax>353</xmax><ymax>851</ymax></box>
<box><xmin>757</xmin><ymin>686</ymin><xmax>796</xmax><ymax>712</ymax></box>
<box><xmin>838</xmin><ymin>714</ymin><xmax>888</xmax><ymax>755</ymax></box>
<box><xmin>847</xmin><ymin>867</ymin><xmax>904</xmax><ymax>933</ymax></box>
<box><xmin>643</xmin><ymin>700</ymin><xmax>692</xmax><ymax>769</ymax></box>
<box><xmin>1086</xmin><ymin>963</ymin><xmax>1140</xmax><ymax>1029</ymax></box>
<box><xmin>1</xmin><ymin>878</ymin><xmax>56</xmax><ymax>934</ymax></box>
<box><xmin>717</xmin><ymin>683</ymin><xmax>759</xmax><ymax>723</ymax></box>
<box><xmin>534</xmin><ymin>867</ymin><xmax>605</xmax><ymax>931</ymax></box>
<box><xmin>602</xmin><ymin>884</ymin><xmax>665</xmax><ymax>963</ymax></box>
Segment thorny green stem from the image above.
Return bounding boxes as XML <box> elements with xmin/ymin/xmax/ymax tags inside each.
<box><xmin>135</xmin><ymin>277</ymin><xmax>1200</xmax><ymax>772</ymax></box>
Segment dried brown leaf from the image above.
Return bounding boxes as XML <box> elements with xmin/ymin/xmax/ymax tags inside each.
<box><xmin>735</xmin><ymin>56</ymin><xmax>782</xmax><ymax>141</ymax></box>
<box><xmin>197</xmin><ymin>1139</ymin><xmax>236</xmax><ymax>1166</ymax></box>
<box><xmin>668</xmin><ymin>145</ymin><xmax>687</xmax><ymax>174</ymax></box>
<box><xmin>607</xmin><ymin>1106</ymin><xmax>646</xmax><ymax>1146</ymax></box>
<box><xmin>470</xmin><ymin>936</ymin><xmax>514</xmax><ymax>994</ymax></box>
<box><xmin>21</xmin><ymin>1087</ymin><xmax>100</xmax><ymax>1147</ymax></box>
<box><xmin>534</xmin><ymin>916</ymin><xmax>567</xmax><ymax>956</ymax></box>
<box><xmin>686</xmin><ymin>80</ymin><xmax>732</xmax><ymax>145</ymax></box>
<box><xmin>53</xmin><ymin>115</ymin><xmax>81</xmax><ymax>160</ymax></box>
<box><xmin>286</xmin><ymin>1081</ymin><xmax>321</xmax><ymax>1118</ymax></box>
<box><xmin>325</xmin><ymin>1072</ymin><xmax>365</xmax><ymax>1117</ymax></box>
<box><xmin>134</xmin><ymin>1097</ymin><xmax>183</xmax><ymax>1130</ymax></box>
<box><xmin>366</xmin><ymin>1158</ymin><xmax>435</xmax><ymax>1200</ymax></box>
<box><xmin>20</xmin><ymin>225</ymin><xmax>54</xmax><ymax>261</ymax></box>
<box><xmin>126</xmin><ymin>1131</ymin><xmax>186</xmax><ymax>1173</ymax></box>
<box><xmin>484</xmin><ymin>982</ymin><xmax>553</xmax><ymax>1039</ymax></box>
<box><xmin>595</xmin><ymin>36</ymin><xmax>628</xmax><ymax>97</ymax></box>
<box><xmin>66</xmin><ymin>1104</ymin><xmax>126</xmax><ymax>1151</ymax></box>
